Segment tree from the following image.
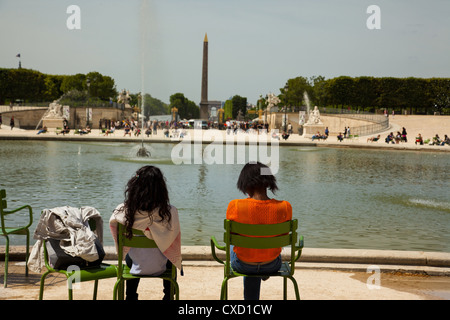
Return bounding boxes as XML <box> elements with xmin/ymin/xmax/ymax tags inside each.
<box><xmin>60</xmin><ymin>73</ymin><xmax>86</xmax><ymax>93</ymax></box>
<box><xmin>0</xmin><ymin>68</ymin><xmax>119</xmax><ymax>105</ymax></box>
<box><xmin>223</xmin><ymin>100</ymin><xmax>233</xmax><ymax>119</ymax></box>
<box><xmin>231</xmin><ymin>95</ymin><xmax>247</xmax><ymax>119</ymax></box>
<box><xmin>353</xmin><ymin>77</ymin><xmax>378</xmax><ymax>111</ymax></box>
<box><xmin>0</xmin><ymin>68</ymin><xmax>46</xmax><ymax>103</ymax></box>
<box><xmin>280</xmin><ymin>76</ymin><xmax>312</xmax><ymax>107</ymax></box>
<box><xmin>310</xmin><ymin>75</ymin><xmax>328</xmax><ymax>107</ymax></box>
<box><xmin>376</xmin><ymin>77</ymin><xmax>404</xmax><ymax>111</ymax></box>
<box><xmin>42</xmin><ymin>75</ymin><xmax>64</xmax><ymax>101</ymax></box>
<box><xmin>429</xmin><ymin>78</ymin><xmax>450</xmax><ymax>114</ymax></box>
<box><xmin>143</xmin><ymin>93</ymin><xmax>169</xmax><ymax>117</ymax></box>
<box><xmin>169</xmin><ymin>93</ymin><xmax>199</xmax><ymax>119</ymax></box>
<box><xmin>86</xmin><ymin>71</ymin><xmax>117</xmax><ymax>101</ymax></box>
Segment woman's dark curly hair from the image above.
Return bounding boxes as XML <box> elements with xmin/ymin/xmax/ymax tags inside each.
<box><xmin>236</xmin><ymin>162</ymin><xmax>278</xmax><ymax>196</ymax></box>
<box><xmin>121</xmin><ymin>166</ymin><xmax>172</xmax><ymax>239</ymax></box>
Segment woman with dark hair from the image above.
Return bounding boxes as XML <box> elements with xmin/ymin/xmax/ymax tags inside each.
<box><xmin>110</xmin><ymin>165</ymin><xmax>182</xmax><ymax>300</ymax></box>
<box><xmin>227</xmin><ymin>162</ymin><xmax>292</xmax><ymax>300</ymax></box>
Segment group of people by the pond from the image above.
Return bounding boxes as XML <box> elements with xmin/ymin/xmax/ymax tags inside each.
<box><xmin>365</xmin><ymin>127</ymin><xmax>449</xmax><ymax>146</ymax></box>
<box><xmin>384</xmin><ymin>127</ymin><xmax>408</xmax><ymax>144</ymax></box>
<box><xmin>415</xmin><ymin>133</ymin><xmax>449</xmax><ymax>146</ymax></box>
<box><xmin>31</xmin><ymin>117</ymin><xmax>449</xmax><ymax>148</ymax></box>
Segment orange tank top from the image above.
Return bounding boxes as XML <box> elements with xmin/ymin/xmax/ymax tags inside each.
<box><xmin>226</xmin><ymin>198</ymin><xmax>292</xmax><ymax>263</ymax></box>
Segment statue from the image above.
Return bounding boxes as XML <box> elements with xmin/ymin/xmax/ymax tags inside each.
<box><xmin>118</xmin><ymin>89</ymin><xmax>131</xmax><ymax>105</ymax></box>
<box><xmin>307</xmin><ymin>106</ymin><xmax>323</xmax><ymax>125</ymax></box>
<box><xmin>236</xmin><ymin>110</ymin><xmax>243</xmax><ymax>121</ymax></box>
<box><xmin>40</xmin><ymin>101</ymin><xmax>70</xmax><ymax>129</ymax></box>
<box><xmin>43</xmin><ymin>102</ymin><xmax>64</xmax><ymax>119</ymax></box>
<box><xmin>266</xmin><ymin>93</ymin><xmax>280</xmax><ymax>109</ymax></box>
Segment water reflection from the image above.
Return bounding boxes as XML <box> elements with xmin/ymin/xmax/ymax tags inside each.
<box><xmin>0</xmin><ymin>141</ymin><xmax>449</xmax><ymax>252</ymax></box>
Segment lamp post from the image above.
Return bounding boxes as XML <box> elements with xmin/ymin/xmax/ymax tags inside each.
<box><xmin>284</xmin><ymin>84</ymin><xmax>289</xmax><ymax>132</ymax></box>
<box><xmin>86</xmin><ymin>78</ymin><xmax>90</xmax><ymax>128</ymax></box>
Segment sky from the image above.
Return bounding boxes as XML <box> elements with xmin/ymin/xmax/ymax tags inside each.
<box><xmin>1</xmin><ymin>0</ymin><xmax>449</xmax><ymax>105</ymax></box>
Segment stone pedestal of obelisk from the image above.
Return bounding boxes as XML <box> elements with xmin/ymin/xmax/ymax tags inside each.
<box><xmin>200</xmin><ymin>33</ymin><xmax>209</xmax><ymax>120</ymax></box>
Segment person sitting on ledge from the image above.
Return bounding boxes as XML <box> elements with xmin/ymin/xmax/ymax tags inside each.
<box><xmin>79</xmin><ymin>126</ymin><xmax>91</xmax><ymax>135</ymax></box>
<box><xmin>312</xmin><ymin>132</ymin><xmax>326</xmax><ymax>141</ymax></box>
<box><xmin>415</xmin><ymin>134</ymin><xmax>424</xmax><ymax>145</ymax></box>
<box><xmin>58</xmin><ymin>128</ymin><xmax>70</xmax><ymax>135</ymax></box>
<box><xmin>431</xmin><ymin>134</ymin><xmax>442</xmax><ymax>145</ymax></box>
<box><xmin>385</xmin><ymin>132</ymin><xmax>395</xmax><ymax>144</ymax></box>
<box><xmin>104</xmin><ymin>124</ymin><xmax>116</xmax><ymax>136</ymax></box>
<box><xmin>226</xmin><ymin>162</ymin><xmax>292</xmax><ymax>300</ymax></box>
<box><xmin>367</xmin><ymin>135</ymin><xmax>380</xmax><ymax>142</ymax></box>
<box><xmin>282</xmin><ymin>131</ymin><xmax>290</xmax><ymax>140</ymax></box>
<box><xmin>124</xmin><ymin>123</ymin><xmax>131</xmax><ymax>137</ymax></box>
<box><xmin>442</xmin><ymin>134</ymin><xmax>450</xmax><ymax>146</ymax></box>
<box><xmin>36</xmin><ymin>126</ymin><xmax>47</xmax><ymax>135</ymax></box>
<box><xmin>271</xmin><ymin>131</ymin><xmax>280</xmax><ymax>140</ymax></box>
<box><xmin>337</xmin><ymin>133</ymin><xmax>344</xmax><ymax>142</ymax></box>
<box><xmin>394</xmin><ymin>131</ymin><xmax>402</xmax><ymax>144</ymax></box>
<box><xmin>145</xmin><ymin>128</ymin><xmax>152</xmax><ymax>137</ymax></box>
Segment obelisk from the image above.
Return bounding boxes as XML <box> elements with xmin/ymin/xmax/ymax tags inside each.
<box><xmin>200</xmin><ymin>33</ymin><xmax>209</xmax><ymax>120</ymax></box>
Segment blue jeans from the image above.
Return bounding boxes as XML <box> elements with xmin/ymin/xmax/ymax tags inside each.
<box><xmin>230</xmin><ymin>247</ymin><xmax>282</xmax><ymax>300</ymax></box>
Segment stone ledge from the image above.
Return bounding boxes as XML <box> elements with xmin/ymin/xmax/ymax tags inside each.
<box><xmin>2</xmin><ymin>246</ymin><xmax>449</xmax><ymax>268</ymax></box>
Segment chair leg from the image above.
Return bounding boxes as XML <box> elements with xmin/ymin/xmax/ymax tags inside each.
<box><xmin>67</xmin><ymin>278</ymin><xmax>73</xmax><ymax>300</ymax></box>
<box><xmin>287</xmin><ymin>275</ymin><xmax>300</xmax><ymax>300</ymax></box>
<box><xmin>25</xmin><ymin>230</ymin><xmax>30</xmax><ymax>277</ymax></box>
<box><xmin>283</xmin><ymin>277</ymin><xmax>287</xmax><ymax>300</ymax></box>
<box><xmin>39</xmin><ymin>270</ymin><xmax>52</xmax><ymax>300</ymax></box>
<box><xmin>3</xmin><ymin>236</ymin><xmax>9</xmax><ymax>288</ymax></box>
<box><xmin>93</xmin><ymin>279</ymin><xmax>99</xmax><ymax>300</ymax></box>
<box><xmin>112</xmin><ymin>280</ymin><xmax>118</xmax><ymax>300</ymax></box>
<box><xmin>113</xmin><ymin>279</ymin><xmax>124</xmax><ymax>300</ymax></box>
<box><xmin>165</xmin><ymin>278</ymin><xmax>179</xmax><ymax>300</ymax></box>
<box><xmin>220</xmin><ymin>277</ymin><xmax>229</xmax><ymax>300</ymax></box>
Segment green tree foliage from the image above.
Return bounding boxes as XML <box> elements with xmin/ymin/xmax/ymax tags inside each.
<box><xmin>223</xmin><ymin>99</ymin><xmax>233</xmax><ymax>119</ymax></box>
<box><xmin>169</xmin><ymin>93</ymin><xmax>200</xmax><ymax>119</ymax></box>
<box><xmin>60</xmin><ymin>73</ymin><xmax>86</xmax><ymax>93</ymax></box>
<box><xmin>85</xmin><ymin>71</ymin><xmax>117</xmax><ymax>101</ymax></box>
<box><xmin>0</xmin><ymin>68</ymin><xmax>117</xmax><ymax>104</ymax></box>
<box><xmin>428</xmin><ymin>78</ymin><xmax>450</xmax><ymax>114</ymax></box>
<box><xmin>43</xmin><ymin>75</ymin><xmax>64</xmax><ymax>101</ymax></box>
<box><xmin>231</xmin><ymin>95</ymin><xmax>247</xmax><ymax>119</ymax></box>
<box><xmin>281</xmin><ymin>76</ymin><xmax>313</xmax><ymax>107</ymax></box>
<box><xmin>143</xmin><ymin>93</ymin><xmax>169</xmax><ymax>117</ymax></box>
<box><xmin>0</xmin><ymin>68</ymin><xmax>46</xmax><ymax>103</ymax></box>
<box><xmin>282</xmin><ymin>75</ymin><xmax>450</xmax><ymax>114</ymax></box>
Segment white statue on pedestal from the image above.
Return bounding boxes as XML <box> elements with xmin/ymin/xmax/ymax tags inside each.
<box><xmin>266</xmin><ymin>93</ymin><xmax>280</xmax><ymax>109</ymax></box>
<box><xmin>307</xmin><ymin>106</ymin><xmax>323</xmax><ymax>125</ymax></box>
<box><xmin>43</xmin><ymin>102</ymin><xmax>64</xmax><ymax>119</ymax></box>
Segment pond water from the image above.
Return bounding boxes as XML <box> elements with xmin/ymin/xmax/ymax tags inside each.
<box><xmin>1</xmin><ymin>140</ymin><xmax>449</xmax><ymax>252</ymax></box>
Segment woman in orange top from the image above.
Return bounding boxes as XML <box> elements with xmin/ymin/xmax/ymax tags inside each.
<box><xmin>226</xmin><ymin>162</ymin><xmax>292</xmax><ymax>300</ymax></box>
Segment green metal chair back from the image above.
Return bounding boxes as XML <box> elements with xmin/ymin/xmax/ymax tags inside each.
<box><xmin>38</xmin><ymin>216</ymin><xmax>117</xmax><ymax>300</ymax></box>
<box><xmin>113</xmin><ymin>223</ymin><xmax>179</xmax><ymax>300</ymax></box>
<box><xmin>211</xmin><ymin>219</ymin><xmax>304</xmax><ymax>300</ymax></box>
<box><xmin>0</xmin><ymin>189</ymin><xmax>33</xmax><ymax>288</ymax></box>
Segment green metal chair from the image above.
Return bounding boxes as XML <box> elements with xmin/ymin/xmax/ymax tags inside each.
<box><xmin>39</xmin><ymin>218</ymin><xmax>117</xmax><ymax>300</ymax></box>
<box><xmin>211</xmin><ymin>219</ymin><xmax>304</xmax><ymax>300</ymax></box>
<box><xmin>0</xmin><ymin>189</ymin><xmax>33</xmax><ymax>288</ymax></box>
<box><xmin>113</xmin><ymin>223</ymin><xmax>179</xmax><ymax>300</ymax></box>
